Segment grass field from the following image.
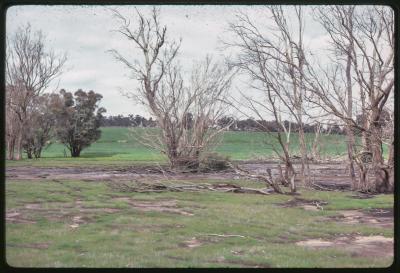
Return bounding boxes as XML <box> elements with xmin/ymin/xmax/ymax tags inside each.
<box><xmin>6</xmin><ymin>127</ymin><xmax>372</xmax><ymax>167</ymax></box>
<box><xmin>6</xmin><ymin>179</ymin><xmax>393</xmax><ymax>268</ymax></box>
<box><xmin>5</xmin><ymin>127</ymin><xmax>394</xmax><ymax>268</ymax></box>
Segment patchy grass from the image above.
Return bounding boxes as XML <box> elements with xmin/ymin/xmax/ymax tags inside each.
<box><xmin>5</xmin><ymin>127</ymin><xmax>393</xmax><ymax>267</ymax></box>
<box><xmin>6</xmin><ymin>179</ymin><xmax>393</xmax><ymax>268</ymax></box>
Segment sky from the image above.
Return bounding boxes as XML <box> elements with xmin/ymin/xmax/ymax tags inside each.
<box><xmin>6</xmin><ymin>5</ymin><xmax>330</xmax><ymax>118</ymax></box>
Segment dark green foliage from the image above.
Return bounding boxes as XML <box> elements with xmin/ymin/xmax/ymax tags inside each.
<box><xmin>52</xmin><ymin>89</ymin><xmax>106</xmax><ymax>157</ymax></box>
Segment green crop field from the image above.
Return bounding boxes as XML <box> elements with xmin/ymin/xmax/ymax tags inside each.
<box><xmin>6</xmin><ymin>127</ymin><xmax>377</xmax><ymax>167</ymax></box>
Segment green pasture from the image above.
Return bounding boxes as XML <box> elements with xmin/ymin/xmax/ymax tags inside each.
<box><xmin>5</xmin><ymin>179</ymin><xmax>393</xmax><ymax>268</ymax></box>
<box><xmin>5</xmin><ymin>127</ymin><xmax>394</xmax><ymax>268</ymax></box>
<box><xmin>6</xmin><ymin>127</ymin><xmax>376</xmax><ymax>167</ymax></box>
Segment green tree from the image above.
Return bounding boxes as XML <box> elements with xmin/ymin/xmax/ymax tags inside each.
<box><xmin>53</xmin><ymin>89</ymin><xmax>106</xmax><ymax>157</ymax></box>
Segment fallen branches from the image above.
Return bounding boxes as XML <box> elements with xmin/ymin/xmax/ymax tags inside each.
<box><xmin>197</xmin><ymin>233</ymin><xmax>265</xmax><ymax>242</ymax></box>
<box><xmin>228</xmin><ymin>163</ymin><xmax>284</xmax><ymax>194</ymax></box>
<box><xmin>107</xmin><ymin>181</ymin><xmax>273</xmax><ymax>195</ymax></box>
<box><xmin>200</xmin><ymin>233</ymin><xmax>247</xmax><ymax>238</ymax></box>
<box><xmin>311</xmin><ymin>183</ymin><xmax>337</xmax><ymax>192</ymax></box>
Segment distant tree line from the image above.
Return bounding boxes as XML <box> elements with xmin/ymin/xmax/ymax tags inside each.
<box><xmin>101</xmin><ymin>114</ymin><xmax>347</xmax><ymax>135</ymax></box>
<box><xmin>101</xmin><ymin>114</ymin><xmax>157</xmax><ymax>127</ymax></box>
<box><xmin>216</xmin><ymin>117</ymin><xmax>346</xmax><ymax>135</ymax></box>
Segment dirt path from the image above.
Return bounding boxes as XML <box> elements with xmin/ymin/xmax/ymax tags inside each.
<box><xmin>6</xmin><ymin>161</ymin><xmax>359</xmax><ymax>190</ymax></box>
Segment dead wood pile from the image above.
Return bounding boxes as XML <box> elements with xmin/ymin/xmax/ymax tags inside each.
<box><xmin>107</xmin><ymin>181</ymin><xmax>274</xmax><ymax>195</ymax></box>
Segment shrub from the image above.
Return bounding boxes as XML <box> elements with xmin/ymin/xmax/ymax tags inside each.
<box><xmin>173</xmin><ymin>157</ymin><xmax>200</xmax><ymax>171</ymax></box>
<box><xmin>200</xmin><ymin>152</ymin><xmax>230</xmax><ymax>171</ymax></box>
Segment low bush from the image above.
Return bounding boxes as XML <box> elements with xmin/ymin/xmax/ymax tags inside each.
<box><xmin>200</xmin><ymin>152</ymin><xmax>230</xmax><ymax>171</ymax></box>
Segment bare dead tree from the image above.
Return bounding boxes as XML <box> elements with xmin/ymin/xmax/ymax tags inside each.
<box><xmin>228</xmin><ymin>83</ymin><xmax>296</xmax><ymax>193</ymax></box>
<box><xmin>130</xmin><ymin>57</ymin><xmax>234</xmax><ymax>169</ymax></box>
<box><xmin>225</xmin><ymin>6</ymin><xmax>313</xmax><ymax>191</ymax></box>
<box><xmin>6</xmin><ymin>24</ymin><xmax>67</xmax><ymax>160</ymax></box>
<box><xmin>305</xmin><ymin>6</ymin><xmax>394</xmax><ymax>192</ymax></box>
<box><xmin>270</xmin><ymin>6</ymin><xmax>311</xmax><ymax>186</ymax></box>
<box><xmin>22</xmin><ymin>94</ymin><xmax>57</xmax><ymax>159</ymax></box>
<box><xmin>310</xmin><ymin>120</ymin><xmax>323</xmax><ymax>161</ymax></box>
<box><xmin>110</xmin><ymin>8</ymin><xmax>234</xmax><ymax>169</ymax></box>
<box><xmin>5</xmin><ymin>84</ymin><xmax>20</xmax><ymax>160</ymax></box>
<box><xmin>311</xmin><ymin>6</ymin><xmax>358</xmax><ymax>188</ymax></box>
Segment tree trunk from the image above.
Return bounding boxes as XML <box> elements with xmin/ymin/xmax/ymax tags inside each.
<box><xmin>287</xmin><ymin>162</ymin><xmax>296</xmax><ymax>193</ymax></box>
<box><xmin>388</xmin><ymin>167</ymin><xmax>394</xmax><ymax>192</ymax></box>
<box><xmin>298</xmin><ymin>126</ymin><xmax>310</xmax><ymax>186</ymax></box>
<box><xmin>6</xmin><ymin>137</ymin><xmax>15</xmax><ymax>160</ymax></box>
<box><xmin>15</xmin><ymin>131</ymin><xmax>23</xmax><ymax>160</ymax></box>
<box><xmin>278</xmin><ymin>164</ymin><xmax>289</xmax><ymax>186</ymax></box>
<box><xmin>387</xmin><ymin>139</ymin><xmax>394</xmax><ymax>191</ymax></box>
<box><xmin>71</xmin><ymin>147</ymin><xmax>81</xmax><ymax>157</ymax></box>
<box><xmin>370</xmin><ymin>112</ymin><xmax>390</xmax><ymax>193</ymax></box>
<box><xmin>34</xmin><ymin>147</ymin><xmax>42</xmax><ymax>159</ymax></box>
<box><xmin>374</xmin><ymin>167</ymin><xmax>390</xmax><ymax>193</ymax></box>
<box><xmin>388</xmin><ymin>138</ymin><xmax>394</xmax><ymax>168</ymax></box>
<box><xmin>344</xmin><ymin>46</ymin><xmax>357</xmax><ymax>190</ymax></box>
<box><xmin>26</xmin><ymin>148</ymin><xmax>33</xmax><ymax>159</ymax></box>
<box><xmin>167</xmin><ymin>136</ymin><xmax>179</xmax><ymax>169</ymax></box>
<box><xmin>311</xmin><ymin>123</ymin><xmax>321</xmax><ymax>161</ymax></box>
<box><xmin>282</xmin><ymin>142</ymin><xmax>296</xmax><ymax>193</ymax></box>
<box><xmin>359</xmin><ymin>165</ymin><xmax>368</xmax><ymax>192</ymax></box>
<box><xmin>345</xmin><ymin>125</ymin><xmax>357</xmax><ymax>190</ymax></box>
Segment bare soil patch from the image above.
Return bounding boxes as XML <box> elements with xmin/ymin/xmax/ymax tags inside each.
<box><xmin>180</xmin><ymin>237</ymin><xmax>203</xmax><ymax>248</ymax></box>
<box><xmin>111</xmin><ymin>197</ymin><xmax>194</xmax><ymax>216</ymax></box>
<box><xmin>179</xmin><ymin>233</ymin><xmax>246</xmax><ymax>249</ymax></box>
<box><xmin>112</xmin><ymin>197</ymin><xmax>131</xmax><ymax>202</ymax></box>
<box><xmin>25</xmin><ymin>203</ymin><xmax>42</xmax><ymax>210</ymax></box>
<box><xmin>107</xmin><ymin>223</ymin><xmax>184</xmax><ymax>232</ymax></box>
<box><xmin>7</xmin><ymin>200</ymin><xmax>122</xmax><ymax>227</ymax></box>
<box><xmin>131</xmin><ymin>200</ymin><xmax>194</xmax><ymax>216</ymax></box>
<box><xmin>6</xmin><ymin>211</ymin><xmax>37</xmax><ymax>224</ymax></box>
<box><xmin>326</xmin><ymin>209</ymin><xmax>393</xmax><ymax>228</ymax></box>
<box><xmin>76</xmin><ymin>207</ymin><xmax>121</xmax><ymax>214</ymax></box>
<box><xmin>296</xmin><ymin>235</ymin><xmax>393</xmax><ymax>258</ymax></box>
<box><xmin>278</xmin><ymin>197</ymin><xmax>328</xmax><ymax>211</ymax></box>
<box><xmin>69</xmin><ymin>215</ymin><xmax>91</xmax><ymax>229</ymax></box>
<box><xmin>166</xmin><ymin>253</ymin><xmax>271</xmax><ymax>267</ymax></box>
<box><xmin>210</xmin><ymin>256</ymin><xmax>271</xmax><ymax>268</ymax></box>
<box><xmin>7</xmin><ymin>242</ymin><xmax>50</xmax><ymax>249</ymax></box>
<box><xmin>366</xmin><ymin>208</ymin><xmax>393</xmax><ymax>218</ymax></box>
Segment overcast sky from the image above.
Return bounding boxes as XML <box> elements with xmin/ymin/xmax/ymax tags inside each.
<box><xmin>7</xmin><ymin>5</ymin><xmax>330</xmax><ymax>117</ymax></box>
